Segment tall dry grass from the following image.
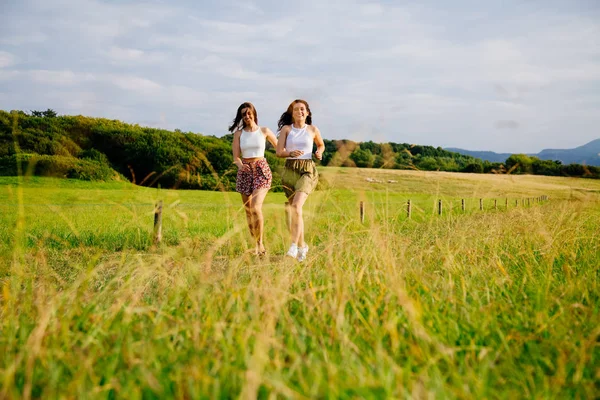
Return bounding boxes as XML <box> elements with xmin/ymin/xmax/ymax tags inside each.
<box><xmin>0</xmin><ymin>172</ymin><xmax>598</xmax><ymax>398</ymax></box>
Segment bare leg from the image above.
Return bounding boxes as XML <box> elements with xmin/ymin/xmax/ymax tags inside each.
<box><xmin>249</xmin><ymin>188</ymin><xmax>269</xmax><ymax>253</ymax></box>
<box><xmin>290</xmin><ymin>191</ymin><xmax>308</xmax><ymax>246</ymax></box>
<box><xmin>241</xmin><ymin>193</ymin><xmax>256</xmax><ymax>242</ymax></box>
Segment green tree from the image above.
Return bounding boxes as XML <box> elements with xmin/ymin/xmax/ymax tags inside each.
<box><xmin>505</xmin><ymin>154</ymin><xmax>534</xmax><ymax>174</ymax></box>
<box><xmin>416</xmin><ymin>156</ymin><xmax>439</xmax><ymax>171</ymax></box>
<box><xmin>350</xmin><ymin>148</ymin><xmax>374</xmax><ymax>168</ymax></box>
<box><xmin>463</xmin><ymin>163</ymin><xmax>483</xmax><ymax>173</ymax></box>
<box><xmin>43</xmin><ymin>109</ymin><xmax>58</xmax><ymax>118</ymax></box>
<box><xmin>359</xmin><ymin>141</ymin><xmax>381</xmax><ymax>155</ymax></box>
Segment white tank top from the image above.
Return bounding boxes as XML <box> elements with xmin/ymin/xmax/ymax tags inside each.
<box><xmin>239</xmin><ymin>127</ymin><xmax>265</xmax><ymax>158</ymax></box>
<box><xmin>286</xmin><ymin>125</ymin><xmax>313</xmax><ymax>160</ymax></box>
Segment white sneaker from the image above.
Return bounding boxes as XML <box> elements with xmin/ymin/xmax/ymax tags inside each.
<box><xmin>297</xmin><ymin>245</ymin><xmax>309</xmax><ymax>262</ymax></box>
<box><xmin>286</xmin><ymin>244</ymin><xmax>298</xmax><ymax>258</ymax></box>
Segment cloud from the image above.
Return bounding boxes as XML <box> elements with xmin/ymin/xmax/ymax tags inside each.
<box><xmin>105</xmin><ymin>46</ymin><xmax>166</xmax><ymax>64</ymax></box>
<box><xmin>28</xmin><ymin>70</ymin><xmax>95</xmax><ymax>85</ymax></box>
<box><xmin>0</xmin><ymin>32</ymin><xmax>47</xmax><ymax>45</ymax></box>
<box><xmin>108</xmin><ymin>75</ymin><xmax>162</xmax><ymax>94</ymax></box>
<box><xmin>0</xmin><ymin>0</ymin><xmax>599</xmax><ymax>152</ymax></box>
<box><xmin>495</xmin><ymin>120</ymin><xmax>519</xmax><ymax>129</ymax></box>
<box><xmin>0</xmin><ymin>52</ymin><xmax>17</xmax><ymax>68</ymax></box>
<box><xmin>0</xmin><ymin>70</ymin><xmax>20</xmax><ymax>81</ymax></box>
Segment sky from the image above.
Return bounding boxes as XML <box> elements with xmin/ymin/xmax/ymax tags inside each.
<box><xmin>1</xmin><ymin>0</ymin><xmax>599</xmax><ymax>153</ymax></box>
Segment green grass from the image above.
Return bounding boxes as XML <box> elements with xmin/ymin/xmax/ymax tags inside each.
<box><xmin>0</xmin><ymin>171</ymin><xmax>599</xmax><ymax>399</ymax></box>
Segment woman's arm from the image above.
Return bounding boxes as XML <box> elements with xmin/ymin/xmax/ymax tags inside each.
<box><xmin>264</xmin><ymin>127</ymin><xmax>278</xmax><ymax>149</ymax></box>
<box><xmin>232</xmin><ymin>130</ymin><xmax>249</xmax><ymax>171</ymax></box>
<box><xmin>276</xmin><ymin>126</ymin><xmax>290</xmax><ymax>158</ymax></box>
<box><xmin>313</xmin><ymin>126</ymin><xmax>325</xmax><ymax>160</ymax></box>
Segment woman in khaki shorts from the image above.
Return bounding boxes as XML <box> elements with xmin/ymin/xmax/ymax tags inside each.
<box><xmin>230</xmin><ymin>102</ymin><xmax>278</xmax><ymax>256</ymax></box>
<box><xmin>276</xmin><ymin>99</ymin><xmax>325</xmax><ymax>262</ymax></box>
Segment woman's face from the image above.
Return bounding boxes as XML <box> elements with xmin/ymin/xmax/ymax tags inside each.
<box><xmin>292</xmin><ymin>102</ymin><xmax>308</xmax><ymax>123</ymax></box>
<box><xmin>241</xmin><ymin>107</ymin><xmax>255</xmax><ymax>125</ymax></box>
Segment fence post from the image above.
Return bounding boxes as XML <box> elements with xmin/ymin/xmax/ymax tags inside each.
<box><xmin>479</xmin><ymin>198</ymin><xmax>483</xmax><ymax>211</ymax></box>
<box><xmin>285</xmin><ymin>201</ymin><xmax>292</xmax><ymax>232</ymax></box>
<box><xmin>494</xmin><ymin>199</ymin><xmax>497</xmax><ymax>210</ymax></box>
<box><xmin>461</xmin><ymin>199</ymin><xmax>465</xmax><ymax>212</ymax></box>
<box><xmin>407</xmin><ymin>200</ymin><xmax>412</xmax><ymax>219</ymax></box>
<box><xmin>515</xmin><ymin>199</ymin><xmax>518</xmax><ymax>207</ymax></box>
<box><xmin>153</xmin><ymin>200</ymin><xmax>163</xmax><ymax>244</ymax></box>
<box><xmin>505</xmin><ymin>198</ymin><xmax>508</xmax><ymax>208</ymax></box>
<box><xmin>360</xmin><ymin>201</ymin><xmax>365</xmax><ymax>224</ymax></box>
<box><xmin>438</xmin><ymin>199</ymin><xmax>442</xmax><ymax>216</ymax></box>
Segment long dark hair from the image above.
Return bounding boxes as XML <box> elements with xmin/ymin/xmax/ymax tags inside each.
<box><xmin>228</xmin><ymin>102</ymin><xmax>258</xmax><ymax>133</ymax></box>
<box><xmin>277</xmin><ymin>99</ymin><xmax>312</xmax><ymax>131</ymax></box>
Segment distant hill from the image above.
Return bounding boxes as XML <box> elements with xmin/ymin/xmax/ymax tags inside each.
<box><xmin>537</xmin><ymin>139</ymin><xmax>600</xmax><ymax>166</ymax></box>
<box><xmin>446</xmin><ymin>139</ymin><xmax>600</xmax><ymax>166</ymax></box>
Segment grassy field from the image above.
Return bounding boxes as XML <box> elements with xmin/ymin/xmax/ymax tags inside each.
<box><xmin>0</xmin><ymin>169</ymin><xmax>599</xmax><ymax>399</ymax></box>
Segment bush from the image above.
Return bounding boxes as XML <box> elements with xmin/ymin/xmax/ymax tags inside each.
<box><xmin>0</xmin><ymin>154</ymin><xmax>118</xmax><ymax>181</ymax></box>
<box><xmin>463</xmin><ymin>163</ymin><xmax>484</xmax><ymax>173</ymax></box>
<box><xmin>80</xmin><ymin>148</ymin><xmax>109</xmax><ymax>164</ymax></box>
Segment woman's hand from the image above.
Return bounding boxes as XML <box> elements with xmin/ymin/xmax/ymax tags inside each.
<box><xmin>236</xmin><ymin>161</ymin><xmax>251</xmax><ymax>172</ymax></box>
<box><xmin>314</xmin><ymin>149</ymin><xmax>323</xmax><ymax>160</ymax></box>
<box><xmin>289</xmin><ymin>150</ymin><xmax>304</xmax><ymax>158</ymax></box>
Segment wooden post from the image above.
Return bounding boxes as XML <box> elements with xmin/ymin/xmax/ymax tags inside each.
<box><xmin>438</xmin><ymin>199</ymin><xmax>442</xmax><ymax>216</ymax></box>
<box><xmin>360</xmin><ymin>201</ymin><xmax>365</xmax><ymax>224</ymax></box>
<box><xmin>494</xmin><ymin>199</ymin><xmax>497</xmax><ymax>210</ymax></box>
<box><xmin>285</xmin><ymin>201</ymin><xmax>292</xmax><ymax>232</ymax></box>
<box><xmin>505</xmin><ymin>198</ymin><xmax>508</xmax><ymax>208</ymax></box>
<box><xmin>153</xmin><ymin>200</ymin><xmax>163</xmax><ymax>244</ymax></box>
<box><xmin>479</xmin><ymin>198</ymin><xmax>483</xmax><ymax>211</ymax></box>
<box><xmin>527</xmin><ymin>198</ymin><xmax>530</xmax><ymax>206</ymax></box>
<box><xmin>407</xmin><ymin>200</ymin><xmax>412</xmax><ymax>219</ymax></box>
<box><xmin>515</xmin><ymin>199</ymin><xmax>518</xmax><ymax>207</ymax></box>
<box><xmin>461</xmin><ymin>199</ymin><xmax>465</xmax><ymax>212</ymax></box>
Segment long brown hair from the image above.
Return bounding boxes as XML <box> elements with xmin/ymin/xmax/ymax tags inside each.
<box><xmin>277</xmin><ymin>99</ymin><xmax>312</xmax><ymax>131</ymax></box>
<box><xmin>228</xmin><ymin>102</ymin><xmax>258</xmax><ymax>133</ymax></box>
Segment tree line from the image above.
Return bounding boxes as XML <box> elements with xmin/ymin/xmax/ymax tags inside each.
<box><xmin>1</xmin><ymin>110</ymin><xmax>598</xmax><ymax>191</ymax></box>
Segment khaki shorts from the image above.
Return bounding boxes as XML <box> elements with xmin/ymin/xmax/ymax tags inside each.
<box><xmin>282</xmin><ymin>159</ymin><xmax>318</xmax><ymax>199</ymax></box>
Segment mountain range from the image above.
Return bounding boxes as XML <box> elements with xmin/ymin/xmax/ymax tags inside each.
<box><xmin>446</xmin><ymin>139</ymin><xmax>600</xmax><ymax>166</ymax></box>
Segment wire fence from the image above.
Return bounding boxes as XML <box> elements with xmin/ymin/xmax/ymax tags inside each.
<box><xmin>0</xmin><ymin>195</ymin><xmax>551</xmax><ymax>245</ymax></box>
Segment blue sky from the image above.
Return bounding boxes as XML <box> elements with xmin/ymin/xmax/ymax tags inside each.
<box><xmin>1</xmin><ymin>0</ymin><xmax>599</xmax><ymax>153</ymax></box>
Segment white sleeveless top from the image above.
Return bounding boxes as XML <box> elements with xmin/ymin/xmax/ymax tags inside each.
<box><xmin>286</xmin><ymin>125</ymin><xmax>313</xmax><ymax>160</ymax></box>
<box><xmin>239</xmin><ymin>127</ymin><xmax>265</xmax><ymax>158</ymax></box>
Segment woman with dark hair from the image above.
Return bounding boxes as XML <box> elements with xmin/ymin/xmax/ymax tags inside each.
<box><xmin>230</xmin><ymin>102</ymin><xmax>278</xmax><ymax>255</ymax></box>
<box><xmin>276</xmin><ymin>99</ymin><xmax>325</xmax><ymax>262</ymax></box>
